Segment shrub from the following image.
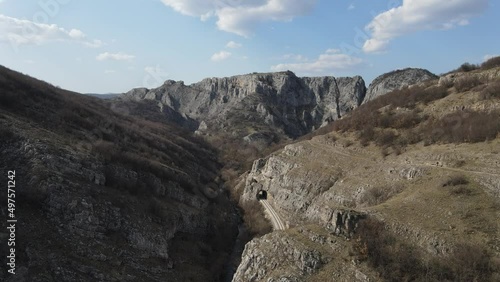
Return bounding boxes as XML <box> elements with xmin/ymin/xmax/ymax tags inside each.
<box><xmin>479</xmin><ymin>80</ymin><xmax>500</xmax><ymax>99</ymax></box>
<box><xmin>448</xmin><ymin>243</ymin><xmax>497</xmax><ymax>281</ymax></box>
<box><xmin>457</xmin><ymin>62</ymin><xmax>479</xmax><ymax>72</ymax></box>
<box><xmin>342</xmin><ymin>139</ymin><xmax>354</xmax><ymax>147</ymax></box>
<box><xmin>399</xmin><ymin>130</ymin><xmax>421</xmax><ymax>145</ymax></box>
<box><xmin>333</xmin><ymin>84</ymin><xmax>445</xmax><ymax>149</ymax></box>
<box><xmin>354</xmin><ymin>217</ymin><xmax>499</xmax><ymax>281</ymax></box>
<box><xmin>440</xmin><ymin>77</ymin><xmax>455</xmax><ymax>88</ymax></box>
<box><xmin>454</xmin><ymin>76</ymin><xmax>483</xmax><ymax>92</ymax></box>
<box><xmin>358</xmin><ymin>128</ymin><xmax>375</xmax><ymax>146</ymax></box>
<box><xmin>450</xmin><ymin>185</ymin><xmax>473</xmax><ymax>196</ymax></box>
<box><xmin>375</xmin><ymin>130</ymin><xmax>397</xmax><ymax>148</ymax></box>
<box><xmin>441</xmin><ymin>174</ymin><xmax>469</xmax><ymax>187</ymax></box>
<box><xmin>424</xmin><ymin>110</ymin><xmax>500</xmax><ymax>144</ymax></box>
<box><xmin>419</xmin><ymin>85</ymin><xmax>449</xmax><ymax>104</ymax></box>
<box><xmin>359</xmin><ymin>185</ymin><xmax>403</xmax><ymax>206</ymax></box>
<box><xmin>390</xmin><ymin>110</ymin><xmax>423</xmax><ymax>129</ymax></box>
<box><xmin>481</xmin><ymin>56</ymin><xmax>500</xmax><ymax>70</ymax></box>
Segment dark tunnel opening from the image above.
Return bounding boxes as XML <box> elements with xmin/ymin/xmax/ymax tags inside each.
<box><xmin>256</xmin><ymin>190</ymin><xmax>268</xmax><ymax>200</ymax></box>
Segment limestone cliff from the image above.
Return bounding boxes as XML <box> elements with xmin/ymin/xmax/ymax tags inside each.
<box><xmin>123</xmin><ymin>72</ymin><xmax>366</xmax><ymax>141</ymax></box>
<box><xmin>364</xmin><ymin>68</ymin><xmax>438</xmax><ymax>103</ymax></box>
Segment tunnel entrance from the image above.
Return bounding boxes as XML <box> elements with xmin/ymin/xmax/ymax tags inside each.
<box><xmin>256</xmin><ymin>190</ymin><xmax>268</xmax><ymax>200</ymax></box>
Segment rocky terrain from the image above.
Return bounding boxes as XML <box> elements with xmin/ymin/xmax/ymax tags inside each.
<box><xmin>0</xmin><ymin>66</ymin><xmax>239</xmax><ymax>282</ymax></box>
<box><xmin>122</xmin><ymin>72</ymin><xmax>367</xmax><ymax>146</ymax></box>
<box><xmin>233</xmin><ymin>64</ymin><xmax>500</xmax><ymax>281</ymax></box>
<box><xmin>1</xmin><ymin>57</ymin><xmax>499</xmax><ymax>282</ymax></box>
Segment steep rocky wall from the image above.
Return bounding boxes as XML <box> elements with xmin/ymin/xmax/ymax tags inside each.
<box><xmin>0</xmin><ymin>136</ymin><xmax>239</xmax><ymax>282</ymax></box>
<box><xmin>241</xmin><ymin>143</ymin><xmax>366</xmax><ymax>235</ymax></box>
<box><xmin>124</xmin><ymin>71</ymin><xmax>367</xmax><ymax>139</ymax></box>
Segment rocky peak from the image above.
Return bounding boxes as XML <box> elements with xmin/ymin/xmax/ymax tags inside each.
<box><xmin>364</xmin><ymin>68</ymin><xmax>438</xmax><ymax>103</ymax></box>
<box><xmin>123</xmin><ymin>71</ymin><xmax>367</xmax><ymax>140</ymax></box>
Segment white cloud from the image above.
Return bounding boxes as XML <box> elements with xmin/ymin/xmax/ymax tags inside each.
<box><xmin>226</xmin><ymin>40</ymin><xmax>242</xmax><ymax>48</ymax></box>
<box><xmin>363</xmin><ymin>0</ymin><xmax>488</xmax><ymax>53</ymax></box>
<box><xmin>104</xmin><ymin>70</ymin><xmax>116</xmax><ymax>74</ymax></box>
<box><xmin>161</xmin><ymin>0</ymin><xmax>316</xmax><ymax>37</ymax></box>
<box><xmin>0</xmin><ymin>14</ymin><xmax>102</xmax><ymax>47</ymax></box>
<box><xmin>348</xmin><ymin>4</ymin><xmax>355</xmax><ymax>10</ymax></box>
<box><xmin>271</xmin><ymin>49</ymin><xmax>363</xmax><ymax>75</ymax></box>
<box><xmin>211</xmin><ymin>50</ymin><xmax>232</xmax><ymax>61</ymax></box>
<box><xmin>96</xmin><ymin>52</ymin><xmax>135</xmax><ymax>61</ymax></box>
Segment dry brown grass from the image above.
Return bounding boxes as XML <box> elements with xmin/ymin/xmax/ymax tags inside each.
<box><xmin>480</xmin><ymin>80</ymin><xmax>500</xmax><ymax>99</ymax></box>
<box><xmin>454</xmin><ymin>76</ymin><xmax>484</xmax><ymax>92</ymax></box>
<box><xmin>354</xmin><ymin>217</ymin><xmax>499</xmax><ymax>282</ymax></box>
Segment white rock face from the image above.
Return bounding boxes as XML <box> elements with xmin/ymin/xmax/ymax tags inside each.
<box><xmin>124</xmin><ymin>71</ymin><xmax>366</xmax><ymax>138</ymax></box>
<box><xmin>364</xmin><ymin>68</ymin><xmax>438</xmax><ymax>103</ymax></box>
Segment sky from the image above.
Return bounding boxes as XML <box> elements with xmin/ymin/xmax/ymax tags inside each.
<box><xmin>0</xmin><ymin>0</ymin><xmax>498</xmax><ymax>94</ymax></box>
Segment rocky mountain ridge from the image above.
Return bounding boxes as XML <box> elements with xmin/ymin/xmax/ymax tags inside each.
<box><xmin>123</xmin><ymin>71</ymin><xmax>367</xmax><ymax>142</ymax></box>
<box><xmin>122</xmin><ymin>69</ymin><xmax>436</xmax><ymax>144</ymax></box>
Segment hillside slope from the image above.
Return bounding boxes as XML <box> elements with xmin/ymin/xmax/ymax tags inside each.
<box><xmin>0</xmin><ymin>66</ymin><xmax>239</xmax><ymax>282</ymax></box>
<box><xmin>234</xmin><ymin>65</ymin><xmax>500</xmax><ymax>281</ymax></box>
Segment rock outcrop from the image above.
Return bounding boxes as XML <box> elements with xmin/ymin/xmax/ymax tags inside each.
<box><xmin>233</xmin><ymin>226</ymin><xmax>379</xmax><ymax>282</ymax></box>
<box><xmin>241</xmin><ymin>143</ymin><xmax>367</xmax><ymax>235</ymax></box>
<box><xmin>1</xmin><ymin>137</ymin><xmax>239</xmax><ymax>282</ymax></box>
<box><xmin>123</xmin><ymin>72</ymin><xmax>366</xmax><ymax>141</ymax></box>
<box><xmin>123</xmin><ymin>69</ymin><xmax>442</xmax><ymax>143</ymax></box>
<box><xmin>364</xmin><ymin>68</ymin><xmax>438</xmax><ymax>103</ymax></box>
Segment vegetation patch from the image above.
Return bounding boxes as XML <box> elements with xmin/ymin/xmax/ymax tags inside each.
<box><xmin>454</xmin><ymin>76</ymin><xmax>484</xmax><ymax>92</ymax></box>
<box><xmin>353</xmin><ymin>217</ymin><xmax>499</xmax><ymax>281</ymax></box>
<box><xmin>480</xmin><ymin>80</ymin><xmax>500</xmax><ymax>99</ymax></box>
<box><xmin>481</xmin><ymin>56</ymin><xmax>500</xmax><ymax>70</ymax></box>
<box><xmin>441</xmin><ymin>175</ymin><xmax>469</xmax><ymax>187</ymax></box>
<box><xmin>449</xmin><ymin>185</ymin><xmax>474</xmax><ymax>196</ymax></box>
<box><xmin>424</xmin><ymin>110</ymin><xmax>500</xmax><ymax>144</ymax></box>
<box><xmin>358</xmin><ymin>185</ymin><xmax>404</xmax><ymax>207</ymax></box>
<box><xmin>454</xmin><ymin>62</ymin><xmax>480</xmax><ymax>73</ymax></box>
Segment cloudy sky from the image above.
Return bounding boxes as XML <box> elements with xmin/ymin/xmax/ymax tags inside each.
<box><xmin>0</xmin><ymin>0</ymin><xmax>498</xmax><ymax>93</ymax></box>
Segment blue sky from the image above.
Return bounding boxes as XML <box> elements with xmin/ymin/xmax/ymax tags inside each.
<box><xmin>0</xmin><ymin>0</ymin><xmax>498</xmax><ymax>93</ymax></box>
